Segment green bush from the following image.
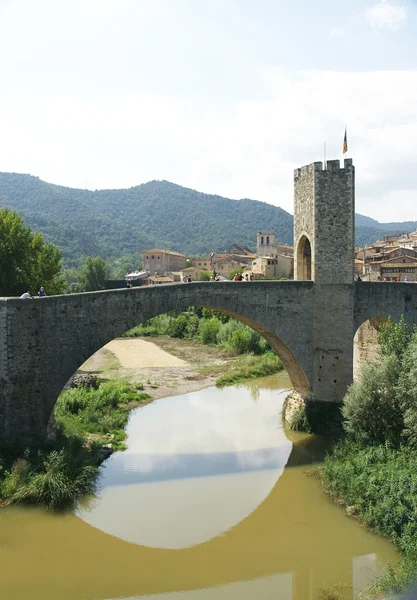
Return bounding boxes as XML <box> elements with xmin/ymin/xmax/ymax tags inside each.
<box><xmin>185</xmin><ymin>315</ymin><xmax>200</xmax><ymax>339</ymax></box>
<box><xmin>200</xmin><ymin>317</ymin><xmax>221</xmax><ymax>344</ymax></box>
<box><xmin>379</xmin><ymin>315</ymin><xmax>413</xmax><ymax>360</ymax></box>
<box><xmin>216</xmin><ymin>319</ymin><xmax>241</xmax><ymax>345</ymax></box>
<box><xmin>216</xmin><ymin>352</ymin><xmax>283</xmax><ymax>386</ymax></box>
<box><xmin>168</xmin><ymin>314</ymin><xmax>188</xmax><ymax>338</ymax></box>
<box><xmin>342</xmin><ymin>354</ymin><xmax>403</xmax><ymax>446</ymax></box>
<box><xmin>55</xmin><ymin>380</ymin><xmax>150</xmax><ymax>438</ymax></box>
<box><xmin>396</xmin><ymin>335</ymin><xmax>417</xmax><ymax>447</ymax></box>
<box><xmin>0</xmin><ymin>438</ymin><xmax>99</xmax><ymax>510</ymax></box>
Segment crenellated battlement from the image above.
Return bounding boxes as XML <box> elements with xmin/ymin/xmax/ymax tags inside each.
<box><xmin>294</xmin><ymin>158</ymin><xmax>353</xmax><ymax>178</ymax></box>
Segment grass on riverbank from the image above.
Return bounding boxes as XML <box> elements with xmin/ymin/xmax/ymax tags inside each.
<box><xmin>0</xmin><ymin>380</ymin><xmax>152</xmax><ymax>510</ymax></box>
<box><xmin>0</xmin><ymin>436</ymin><xmax>100</xmax><ymax>510</ymax></box>
<box><xmin>215</xmin><ymin>352</ymin><xmax>283</xmax><ymax>386</ymax></box>
<box><xmin>321</xmin><ymin>438</ymin><xmax>417</xmax><ymax>598</ymax></box>
<box><xmin>55</xmin><ymin>380</ymin><xmax>151</xmax><ymax>451</ymax></box>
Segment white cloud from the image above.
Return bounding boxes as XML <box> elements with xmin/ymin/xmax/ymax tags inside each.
<box><xmin>361</xmin><ymin>0</ymin><xmax>407</xmax><ymax>32</ymax></box>
<box><xmin>329</xmin><ymin>26</ymin><xmax>346</xmax><ymax>37</ymax></box>
<box><xmin>0</xmin><ymin>69</ymin><xmax>416</xmax><ymax>221</ymax></box>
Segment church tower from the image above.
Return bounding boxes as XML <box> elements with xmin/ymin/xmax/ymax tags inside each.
<box><xmin>256</xmin><ymin>231</ymin><xmax>276</xmax><ymax>257</ymax></box>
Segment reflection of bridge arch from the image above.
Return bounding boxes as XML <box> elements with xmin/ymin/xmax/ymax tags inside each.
<box><xmin>0</xmin><ymin>426</ymin><xmax>397</xmax><ymax>600</ymax></box>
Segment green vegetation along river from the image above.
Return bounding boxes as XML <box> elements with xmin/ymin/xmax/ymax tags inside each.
<box><xmin>0</xmin><ymin>371</ymin><xmax>398</xmax><ymax>600</ymax></box>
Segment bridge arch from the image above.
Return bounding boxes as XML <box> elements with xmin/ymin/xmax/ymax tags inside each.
<box><xmin>295</xmin><ymin>234</ymin><xmax>312</xmax><ymax>281</ymax></box>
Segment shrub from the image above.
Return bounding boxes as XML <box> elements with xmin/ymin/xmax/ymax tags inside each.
<box><xmin>396</xmin><ymin>334</ymin><xmax>417</xmax><ymax>447</ymax></box>
<box><xmin>0</xmin><ymin>438</ymin><xmax>99</xmax><ymax>510</ymax></box>
<box><xmin>185</xmin><ymin>315</ymin><xmax>200</xmax><ymax>339</ymax></box>
<box><xmin>378</xmin><ymin>315</ymin><xmax>413</xmax><ymax>360</ymax></box>
<box><xmin>168</xmin><ymin>314</ymin><xmax>188</xmax><ymax>338</ymax></box>
<box><xmin>216</xmin><ymin>352</ymin><xmax>283</xmax><ymax>386</ymax></box>
<box><xmin>342</xmin><ymin>354</ymin><xmax>403</xmax><ymax>446</ymax></box>
<box><xmin>200</xmin><ymin>318</ymin><xmax>221</xmax><ymax>344</ymax></box>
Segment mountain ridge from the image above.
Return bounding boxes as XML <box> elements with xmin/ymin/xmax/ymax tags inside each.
<box><xmin>0</xmin><ymin>172</ymin><xmax>415</xmax><ymax>271</ymax></box>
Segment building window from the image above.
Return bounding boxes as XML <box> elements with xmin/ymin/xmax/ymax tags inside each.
<box><xmin>146</xmin><ymin>256</ymin><xmax>149</xmax><ymax>260</ymax></box>
<box><xmin>261</xmin><ymin>236</ymin><xmax>264</xmax><ymax>245</ymax></box>
<box><xmin>157</xmin><ymin>256</ymin><xmax>160</xmax><ymax>260</ymax></box>
<box><xmin>267</xmin><ymin>260</ymin><xmax>271</xmax><ymax>265</ymax></box>
<box><xmin>152</xmin><ymin>255</ymin><xmax>154</xmax><ymax>259</ymax></box>
<box><xmin>266</xmin><ymin>236</ymin><xmax>270</xmax><ymax>245</ymax></box>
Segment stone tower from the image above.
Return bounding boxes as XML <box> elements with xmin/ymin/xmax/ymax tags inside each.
<box><xmin>293</xmin><ymin>158</ymin><xmax>355</xmax><ymax>403</ymax></box>
<box><xmin>257</xmin><ymin>231</ymin><xmax>276</xmax><ymax>256</ymax></box>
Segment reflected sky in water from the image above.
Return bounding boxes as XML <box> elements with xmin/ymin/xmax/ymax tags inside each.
<box><xmin>77</xmin><ymin>377</ymin><xmax>292</xmax><ymax>548</ymax></box>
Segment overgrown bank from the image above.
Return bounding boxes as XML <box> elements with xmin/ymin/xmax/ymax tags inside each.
<box><xmin>0</xmin><ymin>379</ymin><xmax>151</xmax><ymax>510</ymax></box>
<box><xmin>318</xmin><ymin>317</ymin><xmax>417</xmax><ymax>598</ymax></box>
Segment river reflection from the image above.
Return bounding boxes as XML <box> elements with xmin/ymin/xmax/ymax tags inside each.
<box><xmin>0</xmin><ymin>373</ymin><xmax>398</xmax><ymax>600</ymax></box>
<box><xmin>77</xmin><ymin>374</ymin><xmax>293</xmax><ymax>548</ymax></box>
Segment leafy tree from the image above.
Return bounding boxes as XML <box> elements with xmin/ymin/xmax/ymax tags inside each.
<box><xmin>0</xmin><ymin>208</ymin><xmax>65</xmax><ymax>296</ymax></box>
<box><xmin>395</xmin><ymin>333</ymin><xmax>417</xmax><ymax>447</ymax></box>
<box><xmin>79</xmin><ymin>257</ymin><xmax>107</xmax><ymax>292</ymax></box>
<box><xmin>199</xmin><ymin>271</ymin><xmax>211</xmax><ymax>281</ymax></box>
<box><xmin>228</xmin><ymin>267</ymin><xmax>244</xmax><ymax>280</ymax></box>
<box><xmin>342</xmin><ymin>354</ymin><xmax>403</xmax><ymax>446</ymax></box>
<box><xmin>378</xmin><ymin>315</ymin><xmax>413</xmax><ymax>360</ymax></box>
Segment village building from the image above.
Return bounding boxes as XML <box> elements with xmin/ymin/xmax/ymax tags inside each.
<box><xmin>356</xmin><ymin>232</ymin><xmax>417</xmax><ymax>281</ymax></box>
<box><xmin>147</xmin><ymin>275</ymin><xmax>175</xmax><ymax>285</ymax></box>
<box><xmin>142</xmin><ymin>249</ymin><xmax>188</xmax><ymax>275</ymax></box>
<box><xmin>364</xmin><ymin>255</ymin><xmax>417</xmax><ymax>282</ymax></box>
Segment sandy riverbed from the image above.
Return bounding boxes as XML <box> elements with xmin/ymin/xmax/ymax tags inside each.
<box><xmin>79</xmin><ymin>336</ymin><xmax>234</xmax><ymax>401</ymax></box>
<box><xmin>102</xmin><ymin>338</ymin><xmax>189</xmax><ymax>368</ymax></box>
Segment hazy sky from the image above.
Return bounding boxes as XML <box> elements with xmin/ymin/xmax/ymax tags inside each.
<box><xmin>0</xmin><ymin>0</ymin><xmax>416</xmax><ymax>221</ymax></box>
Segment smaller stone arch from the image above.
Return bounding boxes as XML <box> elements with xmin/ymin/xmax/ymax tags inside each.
<box><xmin>353</xmin><ymin>316</ymin><xmax>387</xmax><ymax>380</ymax></box>
<box><xmin>295</xmin><ymin>234</ymin><xmax>312</xmax><ymax>281</ymax></box>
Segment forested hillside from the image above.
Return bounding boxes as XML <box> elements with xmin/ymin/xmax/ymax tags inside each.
<box><xmin>0</xmin><ymin>172</ymin><xmax>414</xmax><ymax>273</ymax></box>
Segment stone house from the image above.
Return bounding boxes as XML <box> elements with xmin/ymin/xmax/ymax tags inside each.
<box><xmin>142</xmin><ymin>249</ymin><xmax>188</xmax><ymax>275</ymax></box>
<box><xmin>365</xmin><ymin>255</ymin><xmax>417</xmax><ymax>282</ymax></box>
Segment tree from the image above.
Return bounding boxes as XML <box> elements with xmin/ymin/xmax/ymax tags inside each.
<box><xmin>79</xmin><ymin>257</ymin><xmax>107</xmax><ymax>291</ymax></box>
<box><xmin>199</xmin><ymin>271</ymin><xmax>211</xmax><ymax>281</ymax></box>
<box><xmin>342</xmin><ymin>354</ymin><xmax>403</xmax><ymax>446</ymax></box>
<box><xmin>0</xmin><ymin>208</ymin><xmax>65</xmax><ymax>296</ymax></box>
<box><xmin>228</xmin><ymin>267</ymin><xmax>244</xmax><ymax>280</ymax></box>
<box><xmin>378</xmin><ymin>316</ymin><xmax>413</xmax><ymax>360</ymax></box>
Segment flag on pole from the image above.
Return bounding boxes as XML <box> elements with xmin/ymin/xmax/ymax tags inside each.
<box><xmin>343</xmin><ymin>127</ymin><xmax>348</xmax><ymax>154</ymax></box>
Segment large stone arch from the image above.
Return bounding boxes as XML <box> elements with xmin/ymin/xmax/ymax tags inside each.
<box><xmin>0</xmin><ymin>281</ymin><xmax>314</xmax><ymax>444</ymax></box>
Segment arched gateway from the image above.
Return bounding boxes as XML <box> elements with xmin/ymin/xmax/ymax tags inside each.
<box><xmin>2</xmin><ymin>158</ymin><xmax>417</xmax><ymax>445</ymax></box>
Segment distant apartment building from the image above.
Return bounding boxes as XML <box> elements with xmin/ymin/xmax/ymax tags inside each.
<box><xmin>142</xmin><ymin>249</ymin><xmax>188</xmax><ymax>275</ymax></box>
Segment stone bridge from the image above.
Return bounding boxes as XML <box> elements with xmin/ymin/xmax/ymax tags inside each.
<box><xmin>2</xmin><ymin>158</ymin><xmax>417</xmax><ymax>444</ymax></box>
<box><xmin>1</xmin><ymin>280</ymin><xmax>417</xmax><ymax>444</ymax></box>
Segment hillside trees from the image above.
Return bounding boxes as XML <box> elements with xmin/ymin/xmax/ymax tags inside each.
<box><xmin>0</xmin><ymin>208</ymin><xmax>65</xmax><ymax>296</ymax></box>
<box><xmin>79</xmin><ymin>257</ymin><xmax>107</xmax><ymax>291</ymax></box>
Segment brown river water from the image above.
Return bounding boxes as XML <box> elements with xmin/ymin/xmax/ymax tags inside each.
<box><xmin>0</xmin><ymin>373</ymin><xmax>398</xmax><ymax>600</ymax></box>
